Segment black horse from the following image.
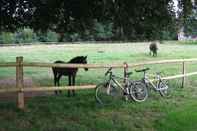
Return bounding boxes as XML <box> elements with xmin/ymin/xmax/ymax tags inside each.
<box><xmin>52</xmin><ymin>56</ymin><xmax>88</xmax><ymax>96</ymax></box>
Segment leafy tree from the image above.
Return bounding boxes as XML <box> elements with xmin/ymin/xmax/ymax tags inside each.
<box><xmin>0</xmin><ymin>0</ymin><xmax>195</xmax><ymax>41</ymax></box>
<box><xmin>184</xmin><ymin>2</ymin><xmax>197</xmax><ymax>36</ymax></box>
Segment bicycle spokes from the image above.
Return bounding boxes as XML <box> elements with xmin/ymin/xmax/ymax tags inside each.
<box><xmin>129</xmin><ymin>82</ymin><xmax>148</xmax><ymax>102</ymax></box>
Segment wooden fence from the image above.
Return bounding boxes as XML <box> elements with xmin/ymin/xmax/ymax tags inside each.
<box><xmin>1</xmin><ymin>56</ymin><xmax>197</xmax><ymax>109</ymax></box>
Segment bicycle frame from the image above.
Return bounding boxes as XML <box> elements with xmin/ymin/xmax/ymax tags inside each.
<box><xmin>106</xmin><ymin>76</ymin><xmax>124</xmax><ymax>94</ymax></box>
<box><xmin>143</xmin><ymin>72</ymin><xmax>167</xmax><ymax>91</ymax></box>
<box><xmin>106</xmin><ymin>71</ymin><xmax>130</xmax><ymax>95</ymax></box>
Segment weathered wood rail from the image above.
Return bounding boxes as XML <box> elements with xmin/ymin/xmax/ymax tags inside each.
<box><xmin>0</xmin><ymin>56</ymin><xmax>197</xmax><ymax>109</ymax></box>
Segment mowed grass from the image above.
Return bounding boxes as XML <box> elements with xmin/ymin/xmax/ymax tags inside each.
<box><xmin>0</xmin><ymin>41</ymin><xmax>197</xmax><ymax>131</ymax></box>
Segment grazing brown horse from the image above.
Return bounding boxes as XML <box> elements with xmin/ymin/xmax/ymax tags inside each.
<box><xmin>52</xmin><ymin>56</ymin><xmax>88</xmax><ymax>96</ymax></box>
<box><xmin>149</xmin><ymin>42</ymin><xmax>158</xmax><ymax>57</ymax></box>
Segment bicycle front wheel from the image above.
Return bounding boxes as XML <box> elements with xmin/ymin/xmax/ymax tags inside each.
<box><xmin>129</xmin><ymin>81</ymin><xmax>148</xmax><ymax>102</ymax></box>
<box><xmin>95</xmin><ymin>82</ymin><xmax>122</xmax><ymax>105</ymax></box>
<box><xmin>158</xmin><ymin>80</ymin><xmax>170</xmax><ymax>97</ymax></box>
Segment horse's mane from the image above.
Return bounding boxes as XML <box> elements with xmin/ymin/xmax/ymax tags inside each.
<box><xmin>54</xmin><ymin>60</ymin><xmax>65</xmax><ymax>63</ymax></box>
<box><xmin>54</xmin><ymin>56</ymin><xmax>86</xmax><ymax>64</ymax></box>
<box><xmin>68</xmin><ymin>56</ymin><xmax>85</xmax><ymax>63</ymax></box>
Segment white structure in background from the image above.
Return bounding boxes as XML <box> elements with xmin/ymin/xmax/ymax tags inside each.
<box><xmin>178</xmin><ymin>0</ymin><xmax>197</xmax><ymax>41</ymax></box>
<box><xmin>178</xmin><ymin>27</ymin><xmax>197</xmax><ymax>41</ymax></box>
<box><xmin>178</xmin><ymin>27</ymin><xmax>186</xmax><ymax>40</ymax></box>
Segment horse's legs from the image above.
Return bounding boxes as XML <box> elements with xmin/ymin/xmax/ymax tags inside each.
<box><xmin>57</xmin><ymin>74</ymin><xmax>62</xmax><ymax>94</ymax></box>
<box><xmin>67</xmin><ymin>75</ymin><xmax>71</xmax><ymax>97</ymax></box>
<box><xmin>54</xmin><ymin>72</ymin><xmax>58</xmax><ymax>95</ymax></box>
<box><xmin>72</xmin><ymin>75</ymin><xmax>76</xmax><ymax>96</ymax></box>
<box><xmin>153</xmin><ymin>51</ymin><xmax>156</xmax><ymax>57</ymax></box>
<box><xmin>149</xmin><ymin>51</ymin><xmax>152</xmax><ymax>56</ymax></box>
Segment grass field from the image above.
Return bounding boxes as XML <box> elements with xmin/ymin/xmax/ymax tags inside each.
<box><xmin>0</xmin><ymin>41</ymin><xmax>197</xmax><ymax>131</ymax></box>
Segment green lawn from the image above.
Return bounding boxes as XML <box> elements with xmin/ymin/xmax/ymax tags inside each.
<box><xmin>0</xmin><ymin>41</ymin><xmax>197</xmax><ymax>131</ymax></box>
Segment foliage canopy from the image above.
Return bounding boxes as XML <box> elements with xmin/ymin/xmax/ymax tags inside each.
<box><xmin>0</xmin><ymin>0</ymin><xmax>196</xmax><ymax>40</ymax></box>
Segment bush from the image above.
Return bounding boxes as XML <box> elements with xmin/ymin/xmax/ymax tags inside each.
<box><xmin>0</xmin><ymin>33</ymin><xmax>3</xmax><ymax>44</ymax></box>
<box><xmin>36</xmin><ymin>30</ymin><xmax>59</xmax><ymax>42</ymax></box>
<box><xmin>93</xmin><ymin>21</ymin><xmax>114</xmax><ymax>40</ymax></box>
<box><xmin>160</xmin><ymin>30</ymin><xmax>177</xmax><ymax>40</ymax></box>
<box><xmin>15</xmin><ymin>28</ymin><xmax>37</xmax><ymax>43</ymax></box>
<box><xmin>70</xmin><ymin>33</ymin><xmax>81</xmax><ymax>42</ymax></box>
<box><xmin>1</xmin><ymin>32</ymin><xmax>15</xmax><ymax>44</ymax></box>
<box><xmin>82</xmin><ymin>30</ymin><xmax>94</xmax><ymax>41</ymax></box>
<box><xmin>46</xmin><ymin>31</ymin><xmax>58</xmax><ymax>42</ymax></box>
<box><xmin>36</xmin><ymin>31</ymin><xmax>47</xmax><ymax>42</ymax></box>
<box><xmin>61</xmin><ymin>32</ymin><xmax>82</xmax><ymax>42</ymax></box>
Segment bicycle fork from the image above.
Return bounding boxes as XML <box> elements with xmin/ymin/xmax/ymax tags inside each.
<box><xmin>124</xmin><ymin>87</ymin><xmax>130</xmax><ymax>101</ymax></box>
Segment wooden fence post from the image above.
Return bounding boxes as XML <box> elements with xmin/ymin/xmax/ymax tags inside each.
<box><xmin>16</xmin><ymin>56</ymin><xmax>24</xmax><ymax>109</ymax></box>
<box><xmin>182</xmin><ymin>61</ymin><xmax>186</xmax><ymax>88</ymax></box>
<box><xmin>123</xmin><ymin>62</ymin><xmax>128</xmax><ymax>82</ymax></box>
<box><xmin>123</xmin><ymin>62</ymin><xmax>129</xmax><ymax>101</ymax></box>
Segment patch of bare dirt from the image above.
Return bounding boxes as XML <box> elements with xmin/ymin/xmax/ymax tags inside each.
<box><xmin>0</xmin><ymin>77</ymin><xmax>35</xmax><ymax>88</ymax></box>
<box><xmin>0</xmin><ymin>77</ymin><xmax>54</xmax><ymax>101</ymax></box>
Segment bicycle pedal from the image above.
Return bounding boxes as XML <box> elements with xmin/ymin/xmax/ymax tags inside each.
<box><xmin>123</xmin><ymin>92</ymin><xmax>128</xmax><ymax>95</ymax></box>
<box><xmin>125</xmin><ymin>96</ymin><xmax>129</xmax><ymax>101</ymax></box>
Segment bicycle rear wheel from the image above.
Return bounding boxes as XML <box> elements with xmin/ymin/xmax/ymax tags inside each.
<box><xmin>95</xmin><ymin>82</ymin><xmax>122</xmax><ymax>105</ymax></box>
<box><xmin>129</xmin><ymin>81</ymin><xmax>148</xmax><ymax>102</ymax></box>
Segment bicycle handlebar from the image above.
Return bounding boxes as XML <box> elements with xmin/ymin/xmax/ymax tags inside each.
<box><xmin>105</xmin><ymin>67</ymin><xmax>113</xmax><ymax>76</ymax></box>
<box><xmin>135</xmin><ymin>67</ymin><xmax>150</xmax><ymax>73</ymax></box>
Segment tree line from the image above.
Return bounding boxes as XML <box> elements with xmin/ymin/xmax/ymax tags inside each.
<box><xmin>1</xmin><ymin>0</ymin><xmax>196</xmax><ymax>42</ymax></box>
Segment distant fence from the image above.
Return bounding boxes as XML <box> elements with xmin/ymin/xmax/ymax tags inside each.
<box><xmin>1</xmin><ymin>56</ymin><xmax>197</xmax><ymax>109</ymax></box>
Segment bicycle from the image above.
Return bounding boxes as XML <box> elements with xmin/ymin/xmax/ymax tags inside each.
<box><xmin>95</xmin><ymin>67</ymin><xmax>148</xmax><ymax>105</ymax></box>
<box><xmin>133</xmin><ymin>68</ymin><xmax>169</xmax><ymax>98</ymax></box>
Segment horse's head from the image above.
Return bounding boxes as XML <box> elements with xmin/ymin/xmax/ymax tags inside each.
<box><xmin>82</xmin><ymin>56</ymin><xmax>88</xmax><ymax>71</ymax></box>
<box><xmin>69</xmin><ymin>56</ymin><xmax>88</xmax><ymax>71</ymax></box>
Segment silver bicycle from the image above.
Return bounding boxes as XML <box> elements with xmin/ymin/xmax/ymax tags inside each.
<box><xmin>133</xmin><ymin>68</ymin><xmax>169</xmax><ymax>98</ymax></box>
<box><xmin>95</xmin><ymin>67</ymin><xmax>148</xmax><ymax>105</ymax></box>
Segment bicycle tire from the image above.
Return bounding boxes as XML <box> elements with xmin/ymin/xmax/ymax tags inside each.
<box><xmin>129</xmin><ymin>81</ymin><xmax>148</xmax><ymax>102</ymax></box>
<box><xmin>95</xmin><ymin>82</ymin><xmax>122</xmax><ymax>105</ymax></box>
<box><xmin>158</xmin><ymin>80</ymin><xmax>170</xmax><ymax>97</ymax></box>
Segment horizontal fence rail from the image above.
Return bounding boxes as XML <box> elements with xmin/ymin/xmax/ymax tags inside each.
<box><xmin>0</xmin><ymin>85</ymin><xmax>96</xmax><ymax>93</ymax></box>
<box><xmin>1</xmin><ymin>58</ymin><xmax>197</xmax><ymax>68</ymax></box>
<box><xmin>162</xmin><ymin>71</ymin><xmax>197</xmax><ymax>80</ymax></box>
<box><xmin>0</xmin><ymin>62</ymin><xmax>18</xmax><ymax>67</ymax></box>
<box><xmin>17</xmin><ymin>58</ymin><xmax>197</xmax><ymax>68</ymax></box>
<box><xmin>23</xmin><ymin>63</ymin><xmax>124</xmax><ymax>68</ymax></box>
<box><xmin>130</xmin><ymin>58</ymin><xmax>197</xmax><ymax>67</ymax></box>
<box><xmin>0</xmin><ymin>56</ymin><xmax>197</xmax><ymax>109</ymax></box>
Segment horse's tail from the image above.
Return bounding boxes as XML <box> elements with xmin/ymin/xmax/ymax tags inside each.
<box><xmin>52</xmin><ymin>61</ymin><xmax>58</xmax><ymax>77</ymax></box>
<box><xmin>52</xmin><ymin>67</ymin><xmax>55</xmax><ymax>74</ymax></box>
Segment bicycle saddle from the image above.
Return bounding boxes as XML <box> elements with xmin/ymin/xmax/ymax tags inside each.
<box><xmin>105</xmin><ymin>67</ymin><xmax>113</xmax><ymax>76</ymax></box>
<box><xmin>135</xmin><ymin>67</ymin><xmax>150</xmax><ymax>72</ymax></box>
<box><xmin>126</xmin><ymin>72</ymin><xmax>133</xmax><ymax>76</ymax></box>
